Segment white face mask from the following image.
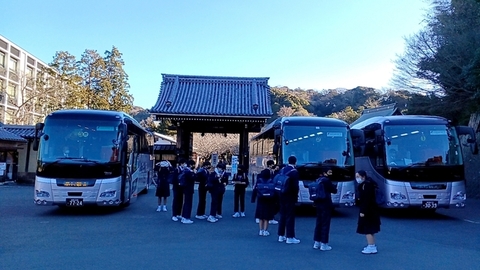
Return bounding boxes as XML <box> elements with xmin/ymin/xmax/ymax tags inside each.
<box><xmin>356</xmin><ymin>177</ymin><xmax>364</xmax><ymax>184</ymax></box>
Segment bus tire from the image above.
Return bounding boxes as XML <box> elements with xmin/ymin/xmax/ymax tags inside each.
<box><xmin>121</xmin><ymin>200</ymin><xmax>130</xmax><ymax>208</ymax></box>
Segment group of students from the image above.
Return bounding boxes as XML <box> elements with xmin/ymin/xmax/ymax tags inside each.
<box><xmin>155</xmin><ymin>159</ymin><xmax>249</xmax><ymax>224</ymax></box>
<box><xmin>251</xmin><ymin>155</ymin><xmax>382</xmax><ymax>254</ymax></box>
<box><xmin>155</xmin><ymin>156</ymin><xmax>381</xmax><ymax>254</ymax></box>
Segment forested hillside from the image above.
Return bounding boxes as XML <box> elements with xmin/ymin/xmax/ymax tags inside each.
<box><xmin>131</xmin><ymin>85</ymin><xmax>456</xmax><ymax>133</ymax></box>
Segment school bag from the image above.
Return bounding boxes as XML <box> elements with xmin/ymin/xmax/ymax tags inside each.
<box><xmin>256</xmin><ymin>178</ymin><xmax>276</xmax><ymax>198</ymax></box>
<box><xmin>374</xmin><ymin>182</ymin><xmax>385</xmax><ymax>205</ymax></box>
<box><xmin>274</xmin><ymin>168</ymin><xmax>296</xmax><ymax>194</ymax></box>
<box><xmin>178</xmin><ymin>170</ymin><xmax>187</xmax><ymax>186</ymax></box>
<box><xmin>308</xmin><ymin>177</ymin><xmax>326</xmax><ymax>201</ymax></box>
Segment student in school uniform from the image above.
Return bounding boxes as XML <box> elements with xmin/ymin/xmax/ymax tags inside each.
<box><xmin>155</xmin><ymin>161</ymin><xmax>171</xmax><ymax>212</ymax></box>
<box><xmin>180</xmin><ymin>160</ymin><xmax>197</xmax><ymax>224</ymax></box>
<box><xmin>251</xmin><ymin>169</ymin><xmax>276</xmax><ymax>236</ymax></box>
<box><xmin>206</xmin><ymin>163</ymin><xmax>229</xmax><ymax>223</ymax></box>
<box><xmin>232</xmin><ymin>165</ymin><xmax>249</xmax><ymax>218</ymax></box>
<box><xmin>171</xmin><ymin>159</ymin><xmax>186</xmax><ymax>222</ymax></box>
<box><xmin>195</xmin><ymin>161</ymin><xmax>211</xmax><ymax>220</ymax></box>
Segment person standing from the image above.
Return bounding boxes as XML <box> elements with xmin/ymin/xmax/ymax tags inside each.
<box><xmin>251</xmin><ymin>169</ymin><xmax>276</xmax><ymax>236</ymax></box>
<box><xmin>256</xmin><ymin>160</ymin><xmax>280</xmax><ymax>225</ymax></box>
<box><xmin>180</xmin><ymin>160</ymin><xmax>196</xmax><ymax>224</ymax></box>
<box><xmin>355</xmin><ymin>170</ymin><xmax>381</xmax><ymax>254</ymax></box>
<box><xmin>195</xmin><ymin>161</ymin><xmax>211</xmax><ymax>220</ymax></box>
<box><xmin>232</xmin><ymin>165</ymin><xmax>249</xmax><ymax>218</ymax></box>
<box><xmin>171</xmin><ymin>159</ymin><xmax>186</xmax><ymax>222</ymax></box>
<box><xmin>155</xmin><ymin>161</ymin><xmax>171</xmax><ymax>212</ymax></box>
<box><xmin>277</xmin><ymin>156</ymin><xmax>300</xmax><ymax>244</ymax></box>
<box><xmin>206</xmin><ymin>163</ymin><xmax>228</xmax><ymax>222</ymax></box>
<box><xmin>312</xmin><ymin>167</ymin><xmax>337</xmax><ymax>251</ymax></box>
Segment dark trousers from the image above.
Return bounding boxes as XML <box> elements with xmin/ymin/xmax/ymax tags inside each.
<box><xmin>313</xmin><ymin>202</ymin><xmax>332</xmax><ymax>243</ymax></box>
<box><xmin>182</xmin><ymin>192</ymin><xmax>194</xmax><ymax>219</ymax></box>
<box><xmin>196</xmin><ymin>187</ymin><xmax>208</xmax><ymax>216</ymax></box>
<box><xmin>278</xmin><ymin>199</ymin><xmax>296</xmax><ymax>238</ymax></box>
<box><xmin>172</xmin><ymin>185</ymin><xmax>184</xmax><ymax>217</ymax></box>
<box><xmin>217</xmin><ymin>191</ymin><xmax>225</xmax><ymax>215</ymax></box>
<box><xmin>234</xmin><ymin>188</ymin><xmax>246</xmax><ymax>212</ymax></box>
<box><xmin>209</xmin><ymin>190</ymin><xmax>219</xmax><ymax>216</ymax></box>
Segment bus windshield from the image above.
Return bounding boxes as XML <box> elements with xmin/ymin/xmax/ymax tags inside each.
<box><xmin>384</xmin><ymin>124</ymin><xmax>463</xmax><ymax>166</ymax></box>
<box><xmin>39</xmin><ymin>118</ymin><xmax>121</xmax><ymax>163</ymax></box>
<box><xmin>283</xmin><ymin>125</ymin><xmax>353</xmax><ymax>166</ymax></box>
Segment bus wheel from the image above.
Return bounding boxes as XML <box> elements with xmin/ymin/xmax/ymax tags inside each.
<box><xmin>139</xmin><ymin>187</ymin><xmax>148</xmax><ymax>195</ymax></box>
<box><xmin>121</xmin><ymin>200</ymin><xmax>130</xmax><ymax>208</ymax></box>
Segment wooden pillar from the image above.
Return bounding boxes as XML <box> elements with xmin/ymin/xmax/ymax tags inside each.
<box><xmin>176</xmin><ymin>126</ymin><xmax>192</xmax><ymax>161</ymax></box>
<box><xmin>239</xmin><ymin>127</ymin><xmax>249</xmax><ymax>169</ymax></box>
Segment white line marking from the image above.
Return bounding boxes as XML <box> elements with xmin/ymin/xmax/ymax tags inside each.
<box><xmin>463</xmin><ymin>219</ymin><xmax>480</xmax><ymax>224</ymax></box>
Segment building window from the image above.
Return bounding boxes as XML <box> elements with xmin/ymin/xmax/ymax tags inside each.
<box><xmin>0</xmin><ymin>51</ymin><xmax>5</xmax><ymax>68</ymax></box>
<box><xmin>26</xmin><ymin>66</ymin><xmax>34</xmax><ymax>88</ymax></box>
<box><xmin>5</xmin><ymin>109</ymin><xmax>15</xmax><ymax>123</ymax></box>
<box><xmin>27</xmin><ymin>66</ymin><xmax>34</xmax><ymax>77</ymax></box>
<box><xmin>9</xmin><ymin>57</ymin><xmax>18</xmax><ymax>73</ymax></box>
<box><xmin>7</xmin><ymin>83</ymin><xmax>16</xmax><ymax>98</ymax></box>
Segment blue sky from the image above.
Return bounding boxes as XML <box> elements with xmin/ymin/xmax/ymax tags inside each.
<box><xmin>2</xmin><ymin>0</ymin><xmax>430</xmax><ymax>109</ymax></box>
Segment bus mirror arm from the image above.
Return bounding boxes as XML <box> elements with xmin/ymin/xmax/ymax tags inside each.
<box><xmin>472</xmin><ymin>143</ymin><xmax>479</xmax><ymax>155</ymax></box>
<box><xmin>32</xmin><ymin>122</ymin><xmax>44</xmax><ymax>151</ymax></box>
<box><xmin>273</xmin><ymin>144</ymin><xmax>279</xmax><ymax>156</ymax></box>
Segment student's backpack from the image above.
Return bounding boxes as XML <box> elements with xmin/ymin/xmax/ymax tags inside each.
<box><xmin>274</xmin><ymin>168</ymin><xmax>295</xmax><ymax>194</ymax></box>
<box><xmin>178</xmin><ymin>171</ymin><xmax>187</xmax><ymax>186</ymax></box>
<box><xmin>308</xmin><ymin>177</ymin><xmax>327</xmax><ymax>201</ymax></box>
<box><xmin>206</xmin><ymin>173</ymin><xmax>217</xmax><ymax>190</ymax></box>
<box><xmin>256</xmin><ymin>178</ymin><xmax>276</xmax><ymax>198</ymax></box>
<box><xmin>374</xmin><ymin>183</ymin><xmax>385</xmax><ymax>205</ymax></box>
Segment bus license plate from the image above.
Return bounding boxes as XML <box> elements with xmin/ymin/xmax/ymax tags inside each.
<box><xmin>422</xmin><ymin>201</ymin><xmax>438</xmax><ymax>209</ymax></box>
<box><xmin>66</xmin><ymin>198</ymin><xmax>83</xmax><ymax>207</ymax></box>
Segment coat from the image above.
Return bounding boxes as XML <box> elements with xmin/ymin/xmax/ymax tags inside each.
<box><xmin>356</xmin><ymin>177</ymin><xmax>381</xmax><ymax>235</ymax></box>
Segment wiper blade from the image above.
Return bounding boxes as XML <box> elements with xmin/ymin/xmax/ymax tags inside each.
<box><xmin>297</xmin><ymin>162</ymin><xmax>322</xmax><ymax>168</ymax></box>
<box><xmin>395</xmin><ymin>162</ymin><xmax>425</xmax><ymax>171</ymax></box>
<box><xmin>407</xmin><ymin>162</ymin><xmax>426</xmax><ymax>167</ymax></box>
<box><xmin>48</xmin><ymin>157</ymin><xmax>101</xmax><ymax>165</ymax></box>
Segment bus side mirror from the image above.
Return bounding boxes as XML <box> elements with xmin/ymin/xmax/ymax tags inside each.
<box><xmin>274</xmin><ymin>129</ymin><xmax>282</xmax><ymax>142</ymax></box>
<box><xmin>273</xmin><ymin>144</ymin><xmax>279</xmax><ymax>156</ymax></box>
<box><xmin>32</xmin><ymin>122</ymin><xmax>45</xmax><ymax>151</ymax></box>
<box><xmin>375</xmin><ymin>129</ymin><xmax>384</xmax><ymax>144</ymax></box>
<box><xmin>455</xmin><ymin>126</ymin><xmax>478</xmax><ymax>155</ymax></box>
<box><xmin>350</xmin><ymin>128</ymin><xmax>365</xmax><ymax>156</ymax></box>
<box><xmin>118</xmin><ymin>123</ymin><xmax>127</xmax><ymax>139</ymax></box>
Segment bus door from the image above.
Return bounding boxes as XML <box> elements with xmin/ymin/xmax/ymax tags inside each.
<box><xmin>128</xmin><ymin>151</ymin><xmax>140</xmax><ymax>204</ymax></box>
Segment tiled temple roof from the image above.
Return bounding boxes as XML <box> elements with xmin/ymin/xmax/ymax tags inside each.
<box><xmin>151</xmin><ymin>74</ymin><xmax>273</xmax><ymax>119</ymax></box>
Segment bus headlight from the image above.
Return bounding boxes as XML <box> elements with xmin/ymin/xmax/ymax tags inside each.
<box><xmin>100</xmin><ymin>190</ymin><xmax>117</xmax><ymax>198</ymax></box>
<box><xmin>36</xmin><ymin>190</ymin><xmax>50</xmax><ymax>198</ymax></box>
<box><xmin>342</xmin><ymin>191</ymin><xmax>355</xmax><ymax>200</ymax></box>
<box><xmin>390</xmin><ymin>192</ymin><xmax>406</xmax><ymax>200</ymax></box>
<box><xmin>452</xmin><ymin>191</ymin><xmax>466</xmax><ymax>201</ymax></box>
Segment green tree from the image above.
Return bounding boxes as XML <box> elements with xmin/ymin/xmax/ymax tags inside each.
<box><xmin>49</xmin><ymin>51</ymin><xmax>83</xmax><ymax>109</ymax></box>
<box><xmin>392</xmin><ymin>0</ymin><xmax>480</xmax><ymax>123</ymax></box>
<box><xmin>103</xmin><ymin>46</ymin><xmax>133</xmax><ymax>112</ymax></box>
<box><xmin>78</xmin><ymin>49</ymin><xmax>109</xmax><ymax>110</ymax></box>
<box><xmin>327</xmin><ymin>106</ymin><xmax>362</xmax><ymax>124</ymax></box>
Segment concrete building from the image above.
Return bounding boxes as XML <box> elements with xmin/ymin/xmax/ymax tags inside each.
<box><xmin>0</xmin><ymin>35</ymin><xmax>55</xmax><ymax>183</ymax></box>
<box><xmin>0</xmin><ymin>34</ymin><xmax>52</xmax><ymax>125</ymax></box>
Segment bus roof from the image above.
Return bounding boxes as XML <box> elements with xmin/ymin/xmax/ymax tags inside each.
<box><xmin>252</xmin><ymin>116</ymin><xmax>348</xmax><ymax>140</ymax></box>
<box><xmin>46</xmin><ymin>109</ymin><xmax>147</xmax><ymax>133</ymax></box>
<box><xmin>350</xmin><ymin>115</ymin><xmax>450</xmax><ymax>130</ymax></box>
